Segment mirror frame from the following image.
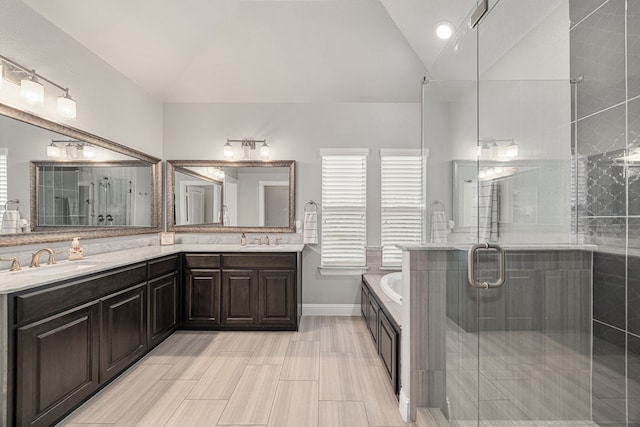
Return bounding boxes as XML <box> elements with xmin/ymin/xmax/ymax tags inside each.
<box><xmin>0</xmin><ymin>102</ymin><xmax>162</xmax><ymax>247</ymax></box>
<box><xmin>166</xmin><ymin>160</ymin><xmax>296</xmax><ymax>233</ymax></box>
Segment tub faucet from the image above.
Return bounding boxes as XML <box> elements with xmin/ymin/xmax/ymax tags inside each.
<box><xmin>30</xmin><ymin>248</ymin><xmax>56</xmax><ymax>268</ymax></box>
<box><xmin>0</xmin><ymin>257</ymin><xmax>21</xmax><ymax>271</ymax></box>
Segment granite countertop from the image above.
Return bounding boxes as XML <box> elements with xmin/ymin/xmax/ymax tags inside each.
<box><xmin>363</xmin><ymin>273</ymin><xmax>402</xmax><ymax>328</ymax></box>
<box><xmin>0</xmin><ymin>243</ymin><xmax>304</xmax><ymax>294</ymax></box>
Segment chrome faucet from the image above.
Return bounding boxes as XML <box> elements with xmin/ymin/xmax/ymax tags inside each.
<box><xmin>30</xmin><ymin>248</ymin><xmax>56</xmax><ymax>268</ymax></box>
<box><xmin>0</xmin><ymin>257</ymin><xmax>21</xmax><ymax>271</ymax></box>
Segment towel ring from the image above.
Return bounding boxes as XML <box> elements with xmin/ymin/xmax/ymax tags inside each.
<box><xmin>4</xmin><ymin>199</ymin><xmax>19</xmax><ymax>210</ymax></box>
<box><xmin>304</xmin><ymin>200</ymin><xmax>318</xmax><ymax>212</ymax></box>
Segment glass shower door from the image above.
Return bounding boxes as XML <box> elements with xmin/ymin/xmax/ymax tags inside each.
<box><xmin>474</xmin><ymin>0</ymin><xmax>592</xmax><ymax>424</ymax></box>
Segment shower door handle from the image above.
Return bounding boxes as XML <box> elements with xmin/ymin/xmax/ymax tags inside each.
<box><xmin>467</xmin><ymin>243</ymin><xmax>505</xmax><ymax>289</ymax></box>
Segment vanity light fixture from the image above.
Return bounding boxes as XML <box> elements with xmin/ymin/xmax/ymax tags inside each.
<box><xmin>224</xmin><ymin>138</ymin><xmax>269</xmax><ymax>160</ymax></box>
<box><xmin>47</xmin><ymin>139</ymin><xmax>95</xmax><ymax>159</ymax></box>
<box><xmin>480</xmin><ymin>138</ymin><xmax>518</xmax><ymax>160</ymax></box>
<box><xmin>0</xmin><ymin>54</ymin><xmax>77</xmax><ymax>120</ymax></box>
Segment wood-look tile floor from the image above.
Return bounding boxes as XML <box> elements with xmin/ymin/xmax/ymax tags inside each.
<box><xmin>57</xmin><ymin>316</ymin><xmax>415</xmax><ymax>427</ymax></box>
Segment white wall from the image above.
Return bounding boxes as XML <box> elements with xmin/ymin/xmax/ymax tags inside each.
<box><xmin>164</xmin><ymin>102</ymin><xmax>421</xmax><ymax>305</ymax></box>
<box><xmin>0</xmin><ymin>0</ymin><xmax>163</xmax><ymax>157</ymax></box>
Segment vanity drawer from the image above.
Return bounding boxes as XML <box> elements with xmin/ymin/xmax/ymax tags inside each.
<box><xmin>14</xmin><ymin>263</ymin><xmax>147</xmax><ymax>325</ymax></box>
<box><xmin>184</xmin><ymin>254</ymin><xmax>221</xmax><ymax>269</ymax></box>
<box><xmin>222</xmin><ymin>253</ymin><xmax>296</xmax><ymax>269</ymax></box>
<box><xmin>148</xmin><ymin>255</ymin><xmax>179</xmax><ymax>278</ymax></box>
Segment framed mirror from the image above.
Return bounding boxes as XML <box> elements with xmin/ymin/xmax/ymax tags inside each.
<box><xmin>167</xmin><ymin>160</ymin><xmax>295</xmax><ymax>233</ymax></box>
<box><xmin>0</xmin><ymin>102</ymin><xmax>161</xmax><ymax>247</ymax></box>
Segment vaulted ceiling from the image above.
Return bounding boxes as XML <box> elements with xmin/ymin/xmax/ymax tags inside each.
<box><xmin>20</xmin><ymin>0</ymin><xmax>476</xmax><ymax>103</ymax></box>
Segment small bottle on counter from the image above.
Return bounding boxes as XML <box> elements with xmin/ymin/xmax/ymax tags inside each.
<box><xmin>241</xmin><ymin>232</ymin><xmax>247</xmax><ymax>246</ymax></box>
<box><xmin>68</xmin><ymin>237</ymin><xmax>84</xmax><ymax>260</ymax></box>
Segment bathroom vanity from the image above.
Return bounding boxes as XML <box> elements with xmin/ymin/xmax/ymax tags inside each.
<box><xmin>0</xmin><ymin>244</ymin><xmax>303</xmax><ymax>427</ymax></box>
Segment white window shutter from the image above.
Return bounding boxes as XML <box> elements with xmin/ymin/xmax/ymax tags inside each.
<box><xmin>381</xmin><ymin>154</ymin><xmax>422</xmax><ymax>267</ymax></box>
<box><xmin>0</xmin><ymin>149</ymin><xmax>7</xmax><ymax>221</ymax></box>
<box><xmin>321</xmin><ymin>154</ymin><xmax>367</xmax><ymax>267</ymax></box>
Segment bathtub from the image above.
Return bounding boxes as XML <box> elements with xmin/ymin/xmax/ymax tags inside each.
<box><xmin>380</xmin><ymin>272</ymin><xmax>402</xmax><ymax>304</ymax></box>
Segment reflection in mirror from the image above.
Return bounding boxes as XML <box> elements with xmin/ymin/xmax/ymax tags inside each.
<box><xmin>32</xmin><ymin>161</ymin><xmax>153</xmax><ymax>229</ymax></box>
<box><xmin>173</xmin><ymin>166</ymin><xmax>223</xmax><ymax>226</ymax></box>
<box><xmin>167</xmin><ymin>160</ymin><xmax>295</xmax><ymax>233</ymax></box>
<box><xmin>0</xmin><ymin>102</ymin><xmax>161</xmax><ymax>247</ymax></box>
<box><xmin>452</xmin><ymin>159</ymin><xmax>570</xmax><ymax>238</ymax></box>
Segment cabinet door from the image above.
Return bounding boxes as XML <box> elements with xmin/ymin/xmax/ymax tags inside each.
<box><xmin>100</xmin><ymin>284</ymin><xmax>148</xmax><ymax>383</ymax></box>
<box><xmin>378</xmin><ymin>311</ymin><xmax>398</xmax><ymax>393</ymax></box>
<box><xmin>149</xmin><ymin>272</ymin><xmax>178</xmax><ymax>348</ymax></box>
<box><xmin>360</xmin><ymin>282</ymin><xmax>369</xmax><ymax>319</ymax></box>
<box><xmin>367</xmin><ymin>296</ymin><xmax>380</xmax><ymax>344</ymax></box>
<box><xmin>258</xmin><ymin>269</ymin><xmax>295</xmax><ymax>327</ymax></box>
<box><xmin>222</xmin><ymin>269</ymin><xmax>258</xmax><ymax>326</ymax></box>
<box><xmin>16</xmin><ymin>304</ymin><xmax>99</xmax><ymax>427</ymax></box>
<box><xmin>184</xmin><ymin>269</ymin><xmax>221</xmax><ymax>325</ymax></box>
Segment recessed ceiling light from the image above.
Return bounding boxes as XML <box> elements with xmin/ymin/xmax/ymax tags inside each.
<box><xmin>435</xmin><ymin>21</ymin><xmax>455</xmax><ymax>40</ymax></box>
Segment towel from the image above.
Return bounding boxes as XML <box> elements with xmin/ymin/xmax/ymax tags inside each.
<box><xmin>1</xmin><ymin>210</ymin><xmax>19</xmax><ymax>234</ymax></box>
<box><xmin>476</xmin><ymin>181</ymin><xmax>499</xmax><ymax>241</ymax></box>
<box><xmin>430</xmin><ymin>210</ymin><xmax>448</xmax><ymax>243</ymax></box>
<box><xmin>303</xmin><ymin>211</ymin><xmax>318</xmax><ymax>244</ymax></box>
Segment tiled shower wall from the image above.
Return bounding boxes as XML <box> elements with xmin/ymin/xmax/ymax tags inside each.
<box><xmin>571</xmin><ymin>0</ymin><xmax>640</xmax><ymax>425</ymax></box>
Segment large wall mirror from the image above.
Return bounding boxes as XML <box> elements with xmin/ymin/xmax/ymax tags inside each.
<box><xmin>0</xmin><ymin>103</ymin><xmax>161</xmax><ymax>247</ymax></box>
<box><xmin>167</xmin><ymin>160</ymin><xmax>295</xmax><ymax>233</ymax></box>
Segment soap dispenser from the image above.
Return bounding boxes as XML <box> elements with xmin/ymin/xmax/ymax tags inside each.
<box><xmin>68</xmin><ymin>237</ymin><xmax>84</xmax><ymax>260</ymax></box>
<box><xmin>241</xmin><ymin>233</ymin><xmax>247</xmax><ymax>246</ymax></box>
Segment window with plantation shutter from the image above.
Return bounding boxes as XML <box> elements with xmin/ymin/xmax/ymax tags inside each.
<box><xmin>381</xmin><ymin>150</ymin><xmax>423</xmax><ymax>267</ymax></box>
<box><xmin>0</xmin><ymin>149</ymin><xmax>7</xmax><ymax>223</ymax></box>
<box><xmin>321</xmin><ymin>152</ymin><xmax>367</xmax><ymax>268</ymax></box>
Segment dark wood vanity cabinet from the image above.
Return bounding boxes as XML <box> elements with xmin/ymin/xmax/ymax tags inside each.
<box><xmin>182</xmin><ymin>254</ymin><xmax>222</xmax><ymax>327</ymax></box>
<box><xmin>8</xmin><ymin>251</ymin><xmax>299</xmax><ymax>426</ymax></box>
<box><xmin>360</xmin><ymin>278</ymin><xmax>400</xmax><ymax>395</ymax></box>
<box><xmin>16</xmin><ymin>303</ymin><xmax>100</xmax><ymax>427</ymax></box>
<box><xmin>11</xmin><ymin>263</ymin><xmax>147</xmax><ymax>427</ymax></box>
<box><xmin>258</xmin><ymin>269</ymin><xmax>296</xmax><ymax>326</ymax></box>
<box><xmin>99</xmin><ymin>283</ymin><xmax>148</xmax><ymax>383</ymax></box>
<box><xmin>148</xmin><ymin>255</ymin><xmax>179</xmax><ymax>348</ymax></box>
<box><xmin>378</xmin><ymin>310</ymin><xmax>398</xmax><ymax>392</ymax></box>
<box><xmin>183</xmin><ymin>253</ymin><xmax>299</xmax><ymax>330</ymax></box>
<box><xmin>222</xmin><ymin>269</ymin><xmax>258</xmax><ymax>326</ymax></box>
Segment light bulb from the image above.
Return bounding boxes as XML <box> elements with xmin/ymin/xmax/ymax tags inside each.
<box><xmin>66</xmin><ymin>143</ymin><xmax>78</xmax><ymax>159</ymax></box>
<box><xmin>83</xmin><ymin>145</ymin><xmax>96</xmax><ymax>158</ymax></box>
<box><xmin>435</xmin><ymin>21</ymin><xmax>454</xmax><ymax>40</ymax></box>
<box><xmin>46</xmin><ymin>143</ymin><xmax>60</xmax><ymax>158</ymax></box>
<box><xmin>506</xmin><ymin>142</ymin><xmax>518</xmax><ymax>158</ymax></box>
<box><xmin>217</xmin><ymin>169</ymin><xmax>225</xmax><ymax>179</ymax></box>
<box><xmin>20</xmin><ymin>74</ymin><xmax>44</xmax><ymax>106</ymax></box>
<box><xmin>223</xmin><ymin>141</ymin><xmax>233</xmax><ymax>159</ymax></box>
<box><xmin>260</xmin><ymin>142</ymin><xmax>270</xmax><ymax>160</ymax></box>
<box><xmin>57</xmin><ymin>92</ymin><xmax>77</xmax><ymax>120</ymax></box>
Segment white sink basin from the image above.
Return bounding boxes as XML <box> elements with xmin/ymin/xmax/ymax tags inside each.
<box><xmin>17</xmin><ymin>262</ymin><xmax>99</xmax><ymax>276</ymax></box>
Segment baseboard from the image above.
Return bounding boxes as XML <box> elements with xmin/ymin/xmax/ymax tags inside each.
<box><xmin>302</xmin><ymin>304</ymin><xmax>361</xmax><ymax>316</ymax></box>
<box><xmin>399</xmin><ymin>388</ymin><xmax>410</xmax><ymax>422</ymax></box>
